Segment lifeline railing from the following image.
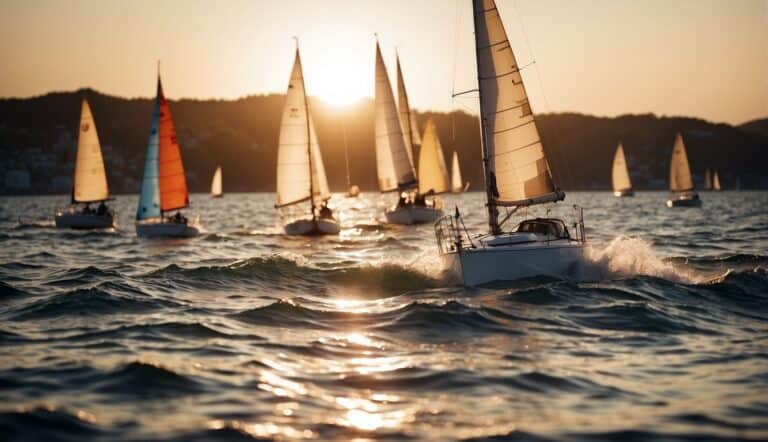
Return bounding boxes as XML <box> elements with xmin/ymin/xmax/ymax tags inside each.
<box><xmin>434</xmin><ymin>212</ymin><xmax>474</xmax><ymax>255</ymax></box>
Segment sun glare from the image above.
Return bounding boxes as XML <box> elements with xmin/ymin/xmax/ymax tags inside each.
<box><xmin>305</xmin><ymin>47</ymin><xmax>369</xmax><ymax>108</ymax></box>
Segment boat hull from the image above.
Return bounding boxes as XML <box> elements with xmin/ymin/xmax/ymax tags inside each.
<box><xmin>666</xmin><ymin>194</ymin><xmax>702</xmax><ymax>207</ymax></box>
<box><xmin>54</xmin><ymin>212</ymin><xmax>114</xmax><ymax>229</ymax></box>
<box><xmin>613</xmin><ymin>189</ymin><xmax>634</xmax><ymax>197</ymax></box>
<box><xmin>442</xmin><ymin>240</ymin><xmax>586</xmax><ymax>286</ymax></box>
<box><xmin>284</xmin><ymin>217</ymin><xmax>340</xmax><ymax>236</ymax></box>
<box><xmin>385</xmin><ymin>206</ymin><xmax>443</xmax><ymax>225</ymax></box>
<box><xmin>136</xmin><ymin>221</ymin><xmax>200</xmax><ymax>238</ymax></box>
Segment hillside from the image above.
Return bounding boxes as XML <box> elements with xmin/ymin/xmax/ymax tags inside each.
<box><xmin>0</xmin><ymin>89</ymin><xmax>766</xmax><ymax>194</ymax></box>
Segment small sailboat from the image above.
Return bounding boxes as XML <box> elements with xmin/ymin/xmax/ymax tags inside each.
<box><xmin>451</xmin><ymin>151</ymin><xmax>470</xmax><ymax>193</ymax></box>
<box><xmin>412</xmin><ymin>119</ymin><xmax>448</xmax><ymax>222</ymax></box>
<box><xmin>433</xmin><ymin>0</ymin><xmax>587</xmax><ymax>286</ymax></box>
<box><xmin>666</xmin><ymin>133</ymin><xmax>702</xmax><ymax>207</ymax></box>
<box><xmin>342</xmin><ymin>119</ymin><xmax>360</xmax><ymax>198</ymax></box>
<box><xmin>704</xmin><ymin>168</ymin><xmax>713</xmax><ymax>190</ymax></box>
<box><xmin>135</xmin><ymin>73</ymin><xmax>201</xmax><ymax>237</ymax></box>
<box><xmin>373</xmin><ymin>39</ymin><xmax>419</xmax><ymax>225</ymax></box>
<box><xmin>611</xmin><ymin>142</ymin><xmax>634</xmax><ymax>197</ymax></box>
<box><xmin>275</xmin><ymin>44</ymin><xmax>340</xmax><ymax>235</ymax></box>
<box><xmin>713</xmin><ymin>170</ymin><xmax>721</xmax><ymax>191</ymax></box>
<box><xmin>210</xmin><ymin>166</ymin><xmax>223</xmax><ymax>198</ymax></box>
<box><xmin>55</xmin><ymin>99</ymin><xmax>115</xmax><ymax>229</ymax></box>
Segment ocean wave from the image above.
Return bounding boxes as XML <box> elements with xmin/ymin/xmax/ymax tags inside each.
<box><xmin>0</xmin><ymin>405</ymin><xmax>106</xmax><ymax>441</ymax></box>
<box><xmin>90</xmin><ymin>361</ymin><xmax>204</xmax><ymax>398</ymax></box>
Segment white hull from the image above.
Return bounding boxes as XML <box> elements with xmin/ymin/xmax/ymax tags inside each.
<box><xmin>385</xmin><ymin>206</ymin><xmax>443</xmax><ymax>225</ymax></box>
<box><xmin>613</xmin><ymin>189</ymin><xmax>634</xmax><ymax>197</ymax></box>
<box><xmin>284</xmin><ymin>217</ymin><xmax>340</xmax><ymax>236</ymax></box>
<box><xmin>136</xmin><ymin>221</ymin><xmax>200</xmax><ymax>238</ymax></box>
<box><xmin>54</xmin><ymin>212</ymin><xmax>114</xmax><ymax>229</ymax></box>
<box><xmin>442</xmin><ymin>239</ymin><xmax>585</xmax><ymax>286</ymax></box>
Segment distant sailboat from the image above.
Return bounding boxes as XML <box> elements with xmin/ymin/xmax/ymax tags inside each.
<box><xmin>666</xmin><ymin>133</ymin><xmax>702</xmax><ymax>207</ymax></box>
<box><xmin>55</xmin><ymin>99</ymin><xmax>115</xmax><ymax>229</ymax></box>
<box><xmin>275</xmin><ymin>44</ymin><xmax>340</xmax><ymax>235</ymax></box>
<box><xmin>373</xmin><ymin>39</ymin><xmax>419</xmax><ymax>225</ymax></box>
<box><xmin>611</xmin><ymin>142</ymin><xmax>634</xmax><ymax>197</ymax></box>
<box><xmin>434</xmin><ymin>0</ymin><xmax>587</xmax><ymax>286</ymax></box>
<box><xmin>342</xmin><ymin>119</ymin><xmax>360</xmax><ymax>198</ymax></box>
<box><xmin>713</xmin><ymin>170</ymin><xmax>721</xmax><ymax>191</ymax></box>
<box><xmin>211</xmin><ymin>166</ymin><xmax>223</xmax><ymax>198</ymax></box>
<box><xmin>451</xmin><ymin>151</ymin><xmax>469</xmax><ymax>193</ymax></box>
<box><xmin>413</xmin><ymin>118</ymin><xmax>448</xmax><ymax>219</ymax></box>
<box><xmin>705</xmin><ymin>168</ymin><xmax>713</xmax><ymax>190</ymax></box>
<box><xmin>136</xmin><ymin>73</ymin><xmax>201</xmax><ymax>237</ymax></box>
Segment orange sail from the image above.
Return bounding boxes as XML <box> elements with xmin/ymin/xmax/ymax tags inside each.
<box><xmin>157</xmin><ymin>79</ymin><xmax>189</xmax><ymax>212</ymax></box>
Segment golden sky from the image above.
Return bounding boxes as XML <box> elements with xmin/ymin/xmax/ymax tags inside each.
<box><xmin>0</xmin><ymin>0</ymin><xmax>765</xmax><ymax>124</ymax></box>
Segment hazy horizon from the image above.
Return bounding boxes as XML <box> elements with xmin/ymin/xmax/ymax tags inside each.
<box><xmin>1</xmin><ymin>0</ymin><xmax>766</xmax><ymax>125</ymax></box>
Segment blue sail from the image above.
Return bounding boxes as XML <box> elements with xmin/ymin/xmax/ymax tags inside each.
<box><xmin>136</xmin><ymin>97</ymin><xmax>162</xmax><ymax>220</ymax></box>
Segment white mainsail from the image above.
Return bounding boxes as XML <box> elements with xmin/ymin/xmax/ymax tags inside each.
<box><xmin>669</xmin><ymin>133</ymin><xmax>694</xmax><ymax>192</ymax></box>
<box><xmin>473</xmin><ymin>0</ymin><xmax>561</xmax><ymax>212</ymax></box>
<box><xmin>611</xmin><ymin>143</ymin><xmax>632</xmax><ymax>192</ymax></box>
<box><xmin>276</xmin><ymin>49</ymin><xmax>331</xmax><ymax>208</ymax></box>
<box><xmin>418</xmin><ymin>119</ymin><xmax>450</xmax><ymax>195</ymax></box>
<box><xmin>396</xmin><ymin>54</ymin><xmax>419</xmax><ymax>168</ymax></box>
<box><xmin>73</xmin><ymin>99</ymin><xmax>109</xmax><ymax>203</ymax></box>
<box><xmin>374</xmin><ymin>41</ymin><xmax>417</xmax><ymax>192</ymax></box>
<box><xmin>211</xmin><ymin>166</ymin><xmax>222</xmax><ymax>197</ymax></box>
<box><xmin>713</xmin><ymin>170</ymin><xmax>721</xmax><ymax>191</ymax></box>
<box><xmin>451</xmin><ymin>151</ymin><xmax>464</xmax><ymax>193</ymax></box>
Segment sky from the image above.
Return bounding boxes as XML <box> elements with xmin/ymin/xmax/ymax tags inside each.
<box><xmin>0</xmin><ymin>0</ymin><xmax>766</xmax><ymax>125</ymax></box>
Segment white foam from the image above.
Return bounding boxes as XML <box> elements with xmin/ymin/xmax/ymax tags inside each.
<box><xmin>581</xmin><ymin>236</ymin><xmax>704</xmax><ymax>284</ymax></box>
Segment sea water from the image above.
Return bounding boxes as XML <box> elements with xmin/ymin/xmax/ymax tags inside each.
<box><xmin>0</xmin><ymin>191</ymin><xmax>766</xmax><ymax>441</ymax></box>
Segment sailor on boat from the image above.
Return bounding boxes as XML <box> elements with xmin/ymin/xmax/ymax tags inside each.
<box><xmin>433</xmin><ymin>0</ymin><xmax>587</xmax><ymax>286</ymax></box>
<box><xmin>55</xmin><ymin>98</ymin><xmax>115</xmax><ymax>229</ymax></box>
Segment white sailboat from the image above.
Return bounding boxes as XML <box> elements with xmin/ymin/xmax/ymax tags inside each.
<box><xmin>451</xmin><ymin>151</ymin><xmax>470</xmax><ymax>193</ymax></box>
<box><xmin>135</xmin><ymin>73</ymin><xmax>201</xmax><ymax>237</ymax></box>
<box><xmin>433</xmin><ymin>0</ymin><xmax>587</xmax><ymax>286</ymax></box>
<box><xmin>373</xmin><ymin>39</ymin><xmax>420</xmax><ymax>225</ymax></box>
<box><xmin>412</xmin><ymin>119</ymin><xmax>448</xmax><ymax>222</ymax></box>
<box><xmin>666</xmin><ymin>133</ymin><xmax>702</xmax><ymax>207</ymax></box>
<box><xmin>275</xmin><ymin>44</ymin><xmax>340</xmax><ymax>236</ymax></box>
<box><xmin>704</xmin><ymin>168</ymin><xmax>713</xmax><ymax>190</ymax></box>
<box><xmin>210</xmin><ymin>166</ymin><xmax>223</xmax><ymax>198</ymax></box>
<box><xmin>611</xmin><ymin>142</ymin><xmax>634</xmax><ymax>197</ymax></box>
<box><xmin>55</xmin><ymin>99</ymin><xmax>115</xmax><ymax>229</ymax></box>
<box><xmin>713</xmin><ymin>170</ymin><xmax>721</xmax><ymax>191</ymax></box>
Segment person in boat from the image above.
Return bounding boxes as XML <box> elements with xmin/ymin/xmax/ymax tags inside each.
<box><xmin>397</xmin><ymin>193</ymin><xmax>407</xmax><ymax>208</ymax></box>
<box><xmin>413</xmin><ymin>192</ymin><xmax>426</xmax><ymax>207</ymax></box>
<box><xmin>318</xmin><ymin>203</ymin><xmax>333</xmax><ymax>220</ymax></box>
<box><xmin>170</xmin><ymin>211</ymin><xmax>187</xmax><ymax>225</ymax></box>
<box><xmin>82</xmin><ymin>204</ymin><xmax>92</xmax><ymax>215</ymax></box>
<box><xmin>96</xmin><ymin>201</ymin><xmax>107</xmax><ymax>216</ymax></box>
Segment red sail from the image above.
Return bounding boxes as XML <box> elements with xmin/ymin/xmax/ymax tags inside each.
<box><xmin>157</xmin><ymin>79</ymin><xmax>189</xmax><ymax>212</ymax></box>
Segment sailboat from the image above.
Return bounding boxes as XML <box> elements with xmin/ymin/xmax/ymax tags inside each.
<box><xmin>704</xmin><ymin>168</ymin><xmax>713</xmax><ymax>190</ymax></box>
<box><xmin>275</xmin><ymin>44</ymin><xmax>340</xmax><ymax>236</ymax></box>
<box><xmin>412</xmin><ymin>119</ymin><xmax>448</xmax><ymax>221</ymax></box>
<box><xmin>666</xmin><ymin>133</ymin><xmax>702</xmax><ymax>207</ymax></box>
<box><xmin>451</xmin><ymin>151</ymin><xmax>470</xmax><ymax>193</ymax></box>
<box><xmin>55</xmin><ymin>99</ymin><xmax>115</xmax><ymax>229</ymax></box>
<box><xmin>611</xmin><ymin>142</ymin><xmax>634</xmax><ymax>196</ymax></box>
<box><xmin>373</xmin><ymin>39</ymin><xmax>419</xmax><ymax>225</ymax></box>
<box><xmin>713</xmin><ymin>170</ymin><xmax>721</xmax><ymax>191</ymax></box>
<box><xmin>342</xmin><ymin>119</ymin><xmax>360</xmax><ymax>198</ymax></box>
<box><xmin>433</xmin><ymin>0</ymin><xmax>587</xmax><ymax>286</ymax></box>
<box><xmin>135</xmin><ymin>73</ymin><xmax>201</xmax><ymax>237</ymax></box>
<box><xmin>210</xmin><ymin>166</ymin><xmax>223</xmax><ymax>198</ymax></box>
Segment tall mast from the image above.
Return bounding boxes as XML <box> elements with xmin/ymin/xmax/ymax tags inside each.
<box><xmin>295</xmin><ymin>38</ymin><xmax>316</xmax><ymax>221</ymax></box>
<box><xmin>471</xmin><ymin>0</ymin><xmax>499</xmax><ymax>235</ymax></box>
<box><xmin>342</xmin><ymin>117</ymin><xmax>351</xmax><ymax>188</ymax></box>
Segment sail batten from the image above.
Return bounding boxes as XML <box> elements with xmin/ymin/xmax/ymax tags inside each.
<box><xmin>374</xmin><ymin>41</ymin><xmax>417</xmax><ymax>193</ymax></box>
<box><xmin>276</xmin><ymin>49</ymin><xmax>331</xmax><ymax>209</ymax></box>
<box><xmin>418</xmin><ymin>119</ymin><xmax>450</xmax><ymax>195</ymax></box>
<box><xmin>72</xmin><ymin>99</ymin><xmax>109</xmax><ymax>203</ymax></box>
<box><xmin>472</xmin><ymin>0</ymin><xmax>561</xmax><ymax>219</ymax></box>
<box><xmin>669</xmin><ymin>133</ymin><xmax>694</xmax><ymax>192</ymax></box>
<box><xmin>611</xmin><ymin>143</ymin><xmax>632</xmax><ymax>192</ymax></box>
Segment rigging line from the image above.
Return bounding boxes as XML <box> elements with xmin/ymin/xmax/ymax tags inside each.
<box><xmin>511</xmin><ymin>0</ymin><xmax>574</xmax><ymax>191</ymax></box>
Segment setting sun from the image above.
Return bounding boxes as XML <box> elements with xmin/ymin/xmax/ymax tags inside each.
<box><xmin>303</xmin><ymin>46</ymin><xmax>370</xmax><ymax>107</ymax></box>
